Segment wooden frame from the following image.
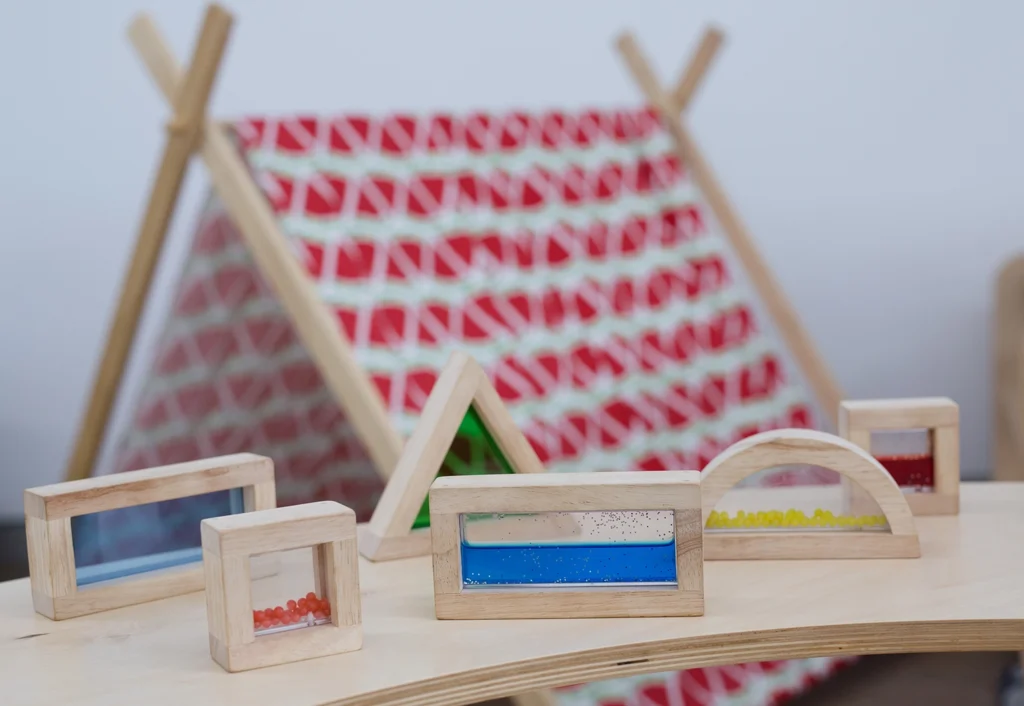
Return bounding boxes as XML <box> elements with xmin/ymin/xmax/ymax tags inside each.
<box><xmin>429</xmin><ymin>471</ymin><xmax>703</xmax><ymax>620</ymax></box>
<box><xmin>994</xmin><ymin>255</ymin><xmax>1024</xmax><ymax>481</ymax></box>
<box><xmin>24</xmin><ymin>453</ymin><xmax>276</xmax><ymax>620</ymax></box>
<box><xmin>615</xmin><ymin>29</ymin><xmax>843</xmax><ymax>427</ymax></box>
<box><xmin>839</xmin><ymin>397</ymin><xmax>960</xmax><ymax>516</ymax></box>
<box><xmin>201</xmin><ymin>501</ymin><xmax>361</xmax><ymax>672</ymax></box>
<box><xmin>359</xmin><ymin>351</ymin><xmax>547</xmax><ymax>562</ymax></box>
<box><xmin>63</xmin><ymin>3</ymin><xmax>403</xmax><ymax>484</ymax></box>
<box><xmin>701</xmin><ymin>429</ymin><xmax>920</xmax><ymax>560</ymax></box>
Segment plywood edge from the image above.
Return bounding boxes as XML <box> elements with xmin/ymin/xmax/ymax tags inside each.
<box><xmin>334</xmin><ymin>620</ymin><xmax>1024</xmax><ymax>706</ymax></box>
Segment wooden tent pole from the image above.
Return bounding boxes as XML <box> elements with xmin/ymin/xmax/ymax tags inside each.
<box><xmin>671</xmin><ymin>27</ymin><xmax>724</xmax><ymax>113</ymax></box>
<box><xmin>63</xmin><ymin>5</ymin><xmax>233</xmax><ymax>482</ymax></box>
<box><xmin>125</xmin><ymin>12</ymin><xmax>404</xmax><ymax>480</ymax></box>
<box><xmin>616</xmin><ymin>31</ymin><xmax>844</xmax><ymax>427</ymax></box>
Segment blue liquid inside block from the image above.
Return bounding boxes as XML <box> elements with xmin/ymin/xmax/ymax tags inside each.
<box><xmin>72</xmin><ymin>487</ymin><xmax>244</xmax><ymax>588</ymax></box>
<box><xmin>75</xmin><ymin>547</ymin><xmax>205</xmax><ymax>587</ymax></box>
<box><xmin>461</xmin><ymin>540</ymin><xmax>677</xmax><ymax>587</ymax></box>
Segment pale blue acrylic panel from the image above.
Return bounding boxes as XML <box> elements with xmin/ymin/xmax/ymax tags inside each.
<box><xmin>459</xmin><ymin>510</ymin><xmax>677</xmax><ymax>589</ymax></box>
<box><xmin>72</xmin><ymin>488</ymin><xmax>244</xmax><ymax>587</ymax></box>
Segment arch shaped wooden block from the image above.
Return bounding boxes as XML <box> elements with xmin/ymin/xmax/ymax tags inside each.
<box><xmin>701</xmin><ymin>429</ymin><xmax>920</xmax><ymax>560</ymax></box>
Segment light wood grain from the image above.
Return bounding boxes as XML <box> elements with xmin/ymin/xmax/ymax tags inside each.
<box><xmin>0</xmin><ymin>484</ymin><xmax>1021</xmax><ymax>705</ymax></box>
<box><xmin>840</xmin><ymin>397</ymin><xmax>959</xmax><ymax>430</ymax></box>
<box><xmin>356</xmin><ymin>524</ymin><xmax>432</xmax><ymax>561</ymax></box>
<box><xmin>701</xmin><ymin>429</ymin><xmax>920</xmax><ymax>560</ymax></box>
<box><xmin>126</xmin><ymin>11</ymin><xmax>404</xmax><ymax>481</ymax></box>
<box><xmin>435</xmin><ymin>590</ymin><xmax>705</xmax><ymax>621</ymax></box>
<box><xmin>367</xmin><ymin>352</ymin><xmax>482</xmax><ymax>542</ymax></box>
<box><xmin>63</xmin><ymin>5</ymin><xmax>233</xmax><ymax>483</ymax></box>
<box><xmin>671</xmin><ymin>27</ymin><xmax>724</xmax><ymax>113</ymax></box>
<box><xmin>28</xmin><ymin>453</ymin><xmax>273</xmax><ymax>519</ymax></box>
<box><xmin>25</xmin><ymin>453</ymin><xmax>276</xmax><ymax>620</ymax></box>
<box><xmin>430</xmin><ymin>472</ymin><xmax>703</xmax><ymax>619</ymax></box>
<box><xmin>615</xmin><ymin>31</ymin><xmax>843</xmax><ymax>427</ymax></box>
<box><xmin>994</xmin><ymin>255</ymin><xmax>1024</xmax><ymax>481</ymax></box>
<box><xmin>201</xmin><ymin>501</ymin><xmax>361</xmax><ymax>672</ymax></box>
<box><xmin>361</xmin><ymin>353</ymin><xmax>547</xmax><ymax>561</ymax></box>
<box><xmin>839</xmin><ymin>398</ymin><xmax>960</xmax><ymax>516</ymax></box>
<box><xmin>203</xmin><ymin>501</ymin><xmax>354</xmax><ymax>556</ymax></box>
<box><xmin>430</xmin><ymin>470</ymin><xmax>700</xmax><ymax>514</ymax></box>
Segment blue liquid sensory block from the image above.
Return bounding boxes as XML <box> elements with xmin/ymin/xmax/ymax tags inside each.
<box><xmin>461</xmin><ymin>539</ymin><xmax>677</xmax><ymax>587</ymax></box>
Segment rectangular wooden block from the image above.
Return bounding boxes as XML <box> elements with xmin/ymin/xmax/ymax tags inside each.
<box><xmin>201</xmin><ymin>501</ymin><xmax>362</xmax><ymax>672</ymax></box>
<box><xmin>840</xmin><ymin>397</ymin><xmax>959</xmax><ymax>430</ymax></box>
<box><xmin>429</xmin><ymin>471</ymin><xmax>704</xmax><ymax>620</ymax></box>
<box><xmin>23</xmin><ymin>453</ymin><xmax>276</xmax><ymax>620</ymax></box>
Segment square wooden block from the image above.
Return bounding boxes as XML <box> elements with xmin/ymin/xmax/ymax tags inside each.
<box><xmin>23</xmin><ymin>453</ymin><xmax>275</xmax><ymax>620</ymax></box>
<box><xmin>839</xmin><ymin>397</ymin><xmax>960</xmax><ymax>516</ymax></box>
<box><xmin>429</xmin><ymin>471</ymin><xmax>703</xmax><ymax>620</ymax></box>
<box><xmin>201</xmin><ymin>501</ymin><xmax>362</xmax><ymax>672</ymax></box>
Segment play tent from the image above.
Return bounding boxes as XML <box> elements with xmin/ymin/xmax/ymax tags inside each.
<box><xmin>64</xmin><ymin>5</ymin><xmax>849</xmax><ymax>705</ymax></box>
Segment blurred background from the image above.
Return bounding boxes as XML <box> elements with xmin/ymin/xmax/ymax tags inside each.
<box><xmin>4</xmin><ymin>0</ymin><xmax>1023</xmax><ymax>518</ymax></box>
<box><xmin>2</xmin><ymin>1</ymin><xmax>1024</xmax><ymax>703</ymax></box>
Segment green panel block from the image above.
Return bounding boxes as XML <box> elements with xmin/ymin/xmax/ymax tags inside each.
<box><xmin>412</xmin><ymin>404</ymin><xmax>516</xmax><ymax>529</ymax></box>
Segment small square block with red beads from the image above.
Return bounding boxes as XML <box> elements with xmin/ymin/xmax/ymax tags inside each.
<box><xmin>839</xmin><ymin>397</ymin><xmax>959</xmax><ymax>516</ymax></box>
<box><xmin>200</xmin><ymin>501</ymin><xmax>362</xmax><ymax>672</ymax></box>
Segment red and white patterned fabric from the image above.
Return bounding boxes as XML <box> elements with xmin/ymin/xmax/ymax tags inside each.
<box><xmin>106</xmin><ymin>107</ymin><xmax>842</xmax><ymax>704</ymax></box>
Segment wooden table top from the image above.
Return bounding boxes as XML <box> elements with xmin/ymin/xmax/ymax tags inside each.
<box><xmin>2</xmin><ymin>482</ymin><xmax>1023</xmax><ymax>706</ymax></box>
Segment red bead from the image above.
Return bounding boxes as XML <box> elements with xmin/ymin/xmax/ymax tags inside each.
<box><xmin>305</xmin><ymin>592</ymin><xmax>317</xmax><ymax>602</ymax></box>
<box><xmin>286</xmin><ymin>599</ymin><xmax>297</xmax><ymax>610</ymax></box>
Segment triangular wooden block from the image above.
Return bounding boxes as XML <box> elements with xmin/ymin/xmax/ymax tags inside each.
<box><xmin>358</xmin><ymin>352</ymin><xmax>547</xmax><ymax>561</ymax></box>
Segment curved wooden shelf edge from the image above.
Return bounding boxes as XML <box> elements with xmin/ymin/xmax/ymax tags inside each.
<box><xmin>700</xmin><ymin>428</ymin><xmax>920</xmax><ymax>560</ymax></box>
<box><xmin>4</xmin><ymin>484</ymin><xmax>1023</xmax><ymax>705</ymax></box>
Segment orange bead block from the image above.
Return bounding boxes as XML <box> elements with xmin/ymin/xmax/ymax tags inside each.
<box><xmin>252</xmin><ymin>593</ymin><xmax>332</xmax><ymax>633</ymax></box>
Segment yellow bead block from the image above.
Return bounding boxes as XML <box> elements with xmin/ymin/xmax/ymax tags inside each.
<box><xmin>705</xmin><ymin>507</ymin><xmax>889</xmax><ymax>531</ymax></box>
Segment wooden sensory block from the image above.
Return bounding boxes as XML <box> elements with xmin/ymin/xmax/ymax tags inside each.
<box><xmin>200</xmin><ymin>501</ymin><xmax>362</xmax><ymax>672</ymax></box>
<box><xmin>700</xmin><ymin>429</ymin><xmax>920</xmax><ymax>560</ymax></box>
<box><xmin>839</xmin><ymin>397</ymin><xmax>960</xmax><ymax>516</ymax></box>
<box><xmin>24</xmin><ymin>453</ymin><xmax>275</xmax><ymax>620</ymax></box>
<box><xmin>360</xmin><ymin>351</ymin><xmax>547</xmax><ymax>563</ymax></box>
<box><xmin>429</xmin><ymin>471</ymin><xmax>704</xmax><ymax>620</ymax></box>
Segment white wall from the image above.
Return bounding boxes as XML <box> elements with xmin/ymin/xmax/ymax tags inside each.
<box><xmin>1</xmin><ymin>0</ymin><xmax>1020</xmax><ymax>516</ymax></box>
